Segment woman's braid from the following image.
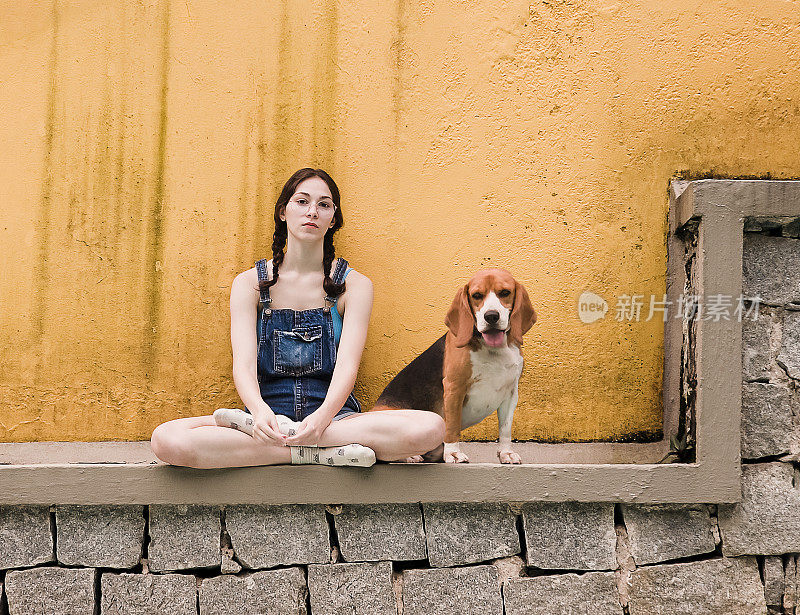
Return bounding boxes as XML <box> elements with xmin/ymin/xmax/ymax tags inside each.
<box><xmin>322</xmin><ymin>232</ymin><xmax>346</xmax><ymax>299</ymax></box>
<box><xmin>260</xmin><ymin>223</ymin><xmax>287</xmax><ymax>291</ymax></box>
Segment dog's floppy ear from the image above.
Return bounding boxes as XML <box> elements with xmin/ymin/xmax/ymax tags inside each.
<box><xmin>445</xmin><ymin>283</ymin><xmax>475</xmax><ymax>348</ymax></box>
<box><xmin>508</xmin><ymin>281</ymin><xmax>536</xmax><ymax>348</ymax></box>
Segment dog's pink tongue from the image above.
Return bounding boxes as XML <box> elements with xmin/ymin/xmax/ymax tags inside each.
<box><xmin>481</xmin><ymin>330</ymin><xmax>505</xmax><ymax>347</ymax></box>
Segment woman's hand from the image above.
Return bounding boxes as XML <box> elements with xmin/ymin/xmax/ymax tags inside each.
<box><xmin>282</xmin><ymin>411</ymin><xmax>332</xmax><ymax>447</ymax></box>
<box><xmin>251</xmin><ymin>409</ymin><xmax>285</xmax><ymax>446</ymax></box>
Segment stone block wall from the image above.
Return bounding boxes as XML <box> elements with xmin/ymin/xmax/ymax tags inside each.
<box><xmin>1</xmin><ymin>222</ymin><xmax>799</xmax><ymax>614</ymax></box>
<box><xmin>0</xmin><ymin>499</ymin><xmax>783</xmax><ymax>615</ymax></box>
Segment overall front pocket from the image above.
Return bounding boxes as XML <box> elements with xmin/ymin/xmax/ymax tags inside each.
<box><xmin>273</xmin><ymin>325</ymin><xmax>323</xmax><ymax>375</ymax></box>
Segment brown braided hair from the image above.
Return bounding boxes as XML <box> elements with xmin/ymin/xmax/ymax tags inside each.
<box><xmin>259</xmin><ymin>168</ymin><xmax>346</xmax><ymax>299</ymax></box>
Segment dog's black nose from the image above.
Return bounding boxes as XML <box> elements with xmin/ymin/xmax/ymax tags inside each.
<box><xmin>484</xmin><ymin>310</ymin><xmax>500</xmax><ymax>324</ymax></box>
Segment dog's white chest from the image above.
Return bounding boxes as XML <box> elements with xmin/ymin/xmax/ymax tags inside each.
<box><xmin>461</xmin><ymin>345</ymin><xmax>523</xmax><ymax>429</ymax></box>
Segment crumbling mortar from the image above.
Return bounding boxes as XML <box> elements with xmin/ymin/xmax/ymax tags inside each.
<box><xmin>219</xmin><ymin>506</ymin><xmax>245</xmax><ymax>572</ymax></box>
<box><xmin>389</xmin><ymin>563</ymin><xmax>404</xmax><ymax>615</ymax></box>
<box><xmin>743</xmin><ymin>454</ymin><xmax>793</xmax><ymax>464</ymax></box>
<box><xmin>524</xmin><ymin>566</ymin><xmax>609</xmax><ymax>576</ymax></box>
<box><xmin>93</xmin><ymin>568</ymin><xmax>101</xmax><ymax>615</ymax></box>
<box><xmin>141</xmin><ymin>505</ymin><xmax>150</xmax><ymax>572</ymax></box>
<box><xmin>0</xmin><ymin>569</ymin><xmax>8</xmax><ymax>615</ymax></box>
<box><xmin>418</xmin><ymin>503</ymin><xmax>431</xmax><ymax>565</ymax></box>
<box><xmin>613</xmin><ymin>503</ymin><xmax>634</xmax><ymax>612</ymax></box>
<box><xmin>324</xmin><ymin>505</ymin><xmax>342</xmax><ymax>563</ymax></box>
<box><xmin>513</xmin><ymin>508</ymin><xmax>528</xmax><ymax>571</ymax></box>
<box><xmin>49</xmin><ymin>505</ymin><xmax>57</xmax><ymax>564</ymax></box>
<box><xmin>777</xmin><ymin>359</ymin><xmax>800</xmax><ymax>386</ymax></box>
<box><xmin>302</xmin><ymin>565</ymin><xmax>311</xmax><ymax>615</ymax></box>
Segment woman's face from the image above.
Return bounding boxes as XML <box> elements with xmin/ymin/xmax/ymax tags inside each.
<box><xmin>280</xmin><ymin>176</ymin><xmax>336</xmax><ymax>240</ymax></box>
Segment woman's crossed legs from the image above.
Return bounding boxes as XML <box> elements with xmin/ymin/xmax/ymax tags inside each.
<box><xmin>150</xmin><ymin>409</ymin><xmax>445</xmax><ymax>469</ymax></box>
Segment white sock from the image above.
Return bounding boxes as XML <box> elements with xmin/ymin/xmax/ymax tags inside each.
<box><xmin>213</xmin><ymin>408</ymin><xmax>301</xmax><ymax>437</ymax></box>
<box><xmin>213</xmin><ymin>408</ymin><xmax>255</xmax><ymax>436</ymax></box>
<box><xmin>290</xmin><ymin>444</ymin><xmax>376</xmax><ymax>467</ymax></box>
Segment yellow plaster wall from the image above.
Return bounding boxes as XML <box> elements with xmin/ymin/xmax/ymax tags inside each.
<box><xmin>1</xmin><ymin>0</ymin><xmax>799</xmax><ymax>442</ymax></box>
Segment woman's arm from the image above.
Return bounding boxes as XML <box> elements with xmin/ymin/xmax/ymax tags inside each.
<box><xmin>229</xmin><ymin>270</ymin><xmax>282</xmax><ymax>442</ymax></box>
<box><xmin>283</xmin><ymin>270</ymin><xmax>374</xmax><ymax>445</ymax></box>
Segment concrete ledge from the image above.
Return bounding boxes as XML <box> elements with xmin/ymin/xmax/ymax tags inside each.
<box><xmin>0</xmin><ymin>440</ymin><xmax>668</xmax><ymax>465</ymax></box>
<box><xmin>0</xmin><ymin>440</ymin><xmax>724</xmax><ymax>504</ymax></box>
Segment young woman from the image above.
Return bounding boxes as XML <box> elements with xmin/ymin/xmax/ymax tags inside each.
<box><xmin>150</xmin><ymin>168</ymin><xmax>445</xmax><ymax>468</ymax></box>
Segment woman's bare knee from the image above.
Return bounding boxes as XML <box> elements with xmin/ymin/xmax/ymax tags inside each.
<box><xmin>388</xmin><ymin>411</ymin><xmax>445</xmax><ymax>454</ymax></box>
<box><xmin>150</xmin><ymin>423</ymin><xmax>195</xmax><ymax>467</ymax></box>
<box><xmin>414</xmin><ymin>412</ymin><xmax>445</xmax><ymax>451</ymax></box>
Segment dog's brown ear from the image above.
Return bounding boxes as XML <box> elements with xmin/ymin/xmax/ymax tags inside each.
<box><xmin>508</xmin><ymin>281</ymin><xmax>536</xmax><ymax>347</ymax></box>
<box><xmin>445</xmin><ymin>283</ymin><xmax>475</xmax><ymax>348</ymax></box>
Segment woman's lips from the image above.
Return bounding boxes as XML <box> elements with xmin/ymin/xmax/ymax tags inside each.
<box><xmin>302</xmin><ymin>223</ymin><xmax>318</xmax><ymax>228</ymax></box>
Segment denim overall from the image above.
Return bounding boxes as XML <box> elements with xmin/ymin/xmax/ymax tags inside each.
<box><xmin>243</xmin><ymin>257</ymin><xmax>362</xmax><ymax>422</ymax></box>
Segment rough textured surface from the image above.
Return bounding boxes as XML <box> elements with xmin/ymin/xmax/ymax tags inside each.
<box><xmin>0</xmin><ymin>505</ymin><xmax>54</xmax><ymax>569</ymax></box>
<box><xmin>225</xmin><ymin>504</ymin><xmax>329</xmax><ymax>568</ymax></box>
<box><xmin>307</xmin><ymin>561</ymin><xmax>395</xmax><ymax>615</ymax></box>
<box><xmin>742</xmin><ymin>307</ymin><xmax>777</xmax><ymax>381</ymax></box>
<box><xmin>764</xmin><ymin>555</ymin><xmax>785</xmax><ymax>607</ymax></box>
<box><xmin>220</xmin><ymin>546</ymin><xmax>241</xmax><ymax>574</ymax></box>
<box><xmin>620</xmin><ymin>504</ymin><xmax>716</xmax><ymax>565</ymax></box>
<box><xmin>785</xmin><ymin>555</ymin><xmax>798</xmax><ymax>612</ymax></box>
<box><xmin>743</xmin><ymin>234</ymin><xmax>800</xmax><ymax>306</ymax></box>
<box><xmin>21</xmin><ymin>4</ymin><xmax>800</xmax><ymax>446</ymax></box>
<box><xmin>503</xmin><ymin>571</ymin><xmax>623</xmax><ymax>615</ymax></box>
<box><xmin>422</xmin><ymin>502</ymin><xmax>519</xmax><ymax>567</ymax></box>
<box><xmin>777</xmin><ymin>311</ymin><xmax>800</xmax><ymax>380</ymax></box>
<box><xmin>522</xmin><ymin>503</ymin><xmax>617</xmax><ymax>570</ymax></box>
<box><xmin>402</xmin><ymin>565</ymin><xmax>502</xmax><ymax>615</ymax></box>
<box><xmin>718</xmin><ymin>463</ymin><xmax>800</xmax><ymax>555</ymax></box>
<box><xmin>628</xmin><ymin>557</ymin><xmax>766</xmax><ymax>614</ymax></box>
<box><xmin>5</xmin><ymin>566</ymin><xmax>95</xmax><ymax>615</ymax></box>
<box><xmin>56</xmin><ymin>505</ymin><xmax>144</xmax><ymax>568</ymax></box>
<box><xmin>334</xmin><ymin>503</ymin><xmax>426</xmax><ymax>562</ymax></box>
<box><xmin>148</xmin><ymin>504</ymin><xmax>221</xmax><ymax>571</ymax></box>
<box><xmin>199</xmin><ymin>568</ymin><xmax>307</xmax><ymax>615</ymax></box>
<box><xmin>101</xmin><ymin>572</ymin><xmax>196</xmax><ymax>615</ymax></box>
<box><xmin>741</xmin><ymin>383</ymin><xmax>793</xmax><ymax>459</ymax></box>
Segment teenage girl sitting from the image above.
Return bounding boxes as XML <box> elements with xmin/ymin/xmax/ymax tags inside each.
<box><xmin>150</xmin><ymin>168</ymin><xmax>445</xmax><ymax>468</ymax></box>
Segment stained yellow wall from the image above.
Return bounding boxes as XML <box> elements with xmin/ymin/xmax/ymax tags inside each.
<box><xmin>2</xmin><ymin>0</ymin><xmax>799</xmax><ymax>443</ymax></box>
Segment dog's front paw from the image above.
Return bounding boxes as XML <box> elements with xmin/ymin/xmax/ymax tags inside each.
<box><xmin>498</xmin><ymin>449</ymin><xmax>521</xmax><ymax>464</ymax></box>
<box><xmin>443</xmin><ymin>442</ymin><xmax>470</xmax><ymax>463</ymax></box>
<box><xmin>444</xmin><ymin>450</ymin><xmax>470</xmax><ymax>463</ymax></box>
<box><xmin>405</xmin><ymin>455</ymin><xmax>424</xmax><ymax>463</ymax></box>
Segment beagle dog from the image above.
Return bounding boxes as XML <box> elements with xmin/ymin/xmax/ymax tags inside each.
<box><xmin>373</xmin><ymin>268</ymin><xmax>537</xmax><ymax>463</ymax></box>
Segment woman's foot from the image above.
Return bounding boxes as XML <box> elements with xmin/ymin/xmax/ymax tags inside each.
<box><xmin>290</xmin><ymin>443</ymin><xmax>376</xmax><ymax>467</ymax></box>
<box><xmin>213</xmin><ymin>408</ymin><xmax>255</xmax><ymax>436</ymax></box>
<box><xmin>213</xmin><ymin>408</ymin><xmax>300</xmax><ymax>437</ymax></box>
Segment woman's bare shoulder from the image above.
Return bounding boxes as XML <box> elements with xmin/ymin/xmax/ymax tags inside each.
<box><xmin>232</xmin><ymin>266</ymin><xmax>261</xmax><ymax>297</ymax></box>
<box><xmin>338</xmin><ymin>266</ymin><xmax>372</xmax><ymax>314</ymax></box>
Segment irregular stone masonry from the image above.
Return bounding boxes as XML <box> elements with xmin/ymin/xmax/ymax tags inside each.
<box><xmin>0</xmin><ymin>500</ymin><xmax>781</xmax><ymax>614</ymax></box>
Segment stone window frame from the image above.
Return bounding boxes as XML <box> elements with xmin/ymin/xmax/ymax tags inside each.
<box><xmin>2</xmin><ymin>180</ymin><xmax>798</xmax><ymax>505</ymax></box>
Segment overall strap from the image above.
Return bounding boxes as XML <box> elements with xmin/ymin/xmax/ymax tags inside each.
<box><xmin>255</xmin><ymin>259</ymin><xmax>272</xmax><ymax>314</ymax></box>
<box><xmin>324</xmin><ymin>258</ymin><xmax>349</xmax><ymax>309</ymax></box>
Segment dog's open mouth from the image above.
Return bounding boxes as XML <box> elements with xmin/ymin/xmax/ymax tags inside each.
<box><xmin>481</xmin><ymin>329</ymin><xmax>506</xmax><ymax>347</ymax></box>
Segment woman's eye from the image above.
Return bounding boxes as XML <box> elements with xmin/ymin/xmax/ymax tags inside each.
<box><xmin>319</xmin><ymin>202</ymin><xmax>331</xmax><ymax>209</ymax></box>
<box><xmin>297</xmin><ymin>198</ymin><xmax>306</xmax><ymax>204</ymax></box>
